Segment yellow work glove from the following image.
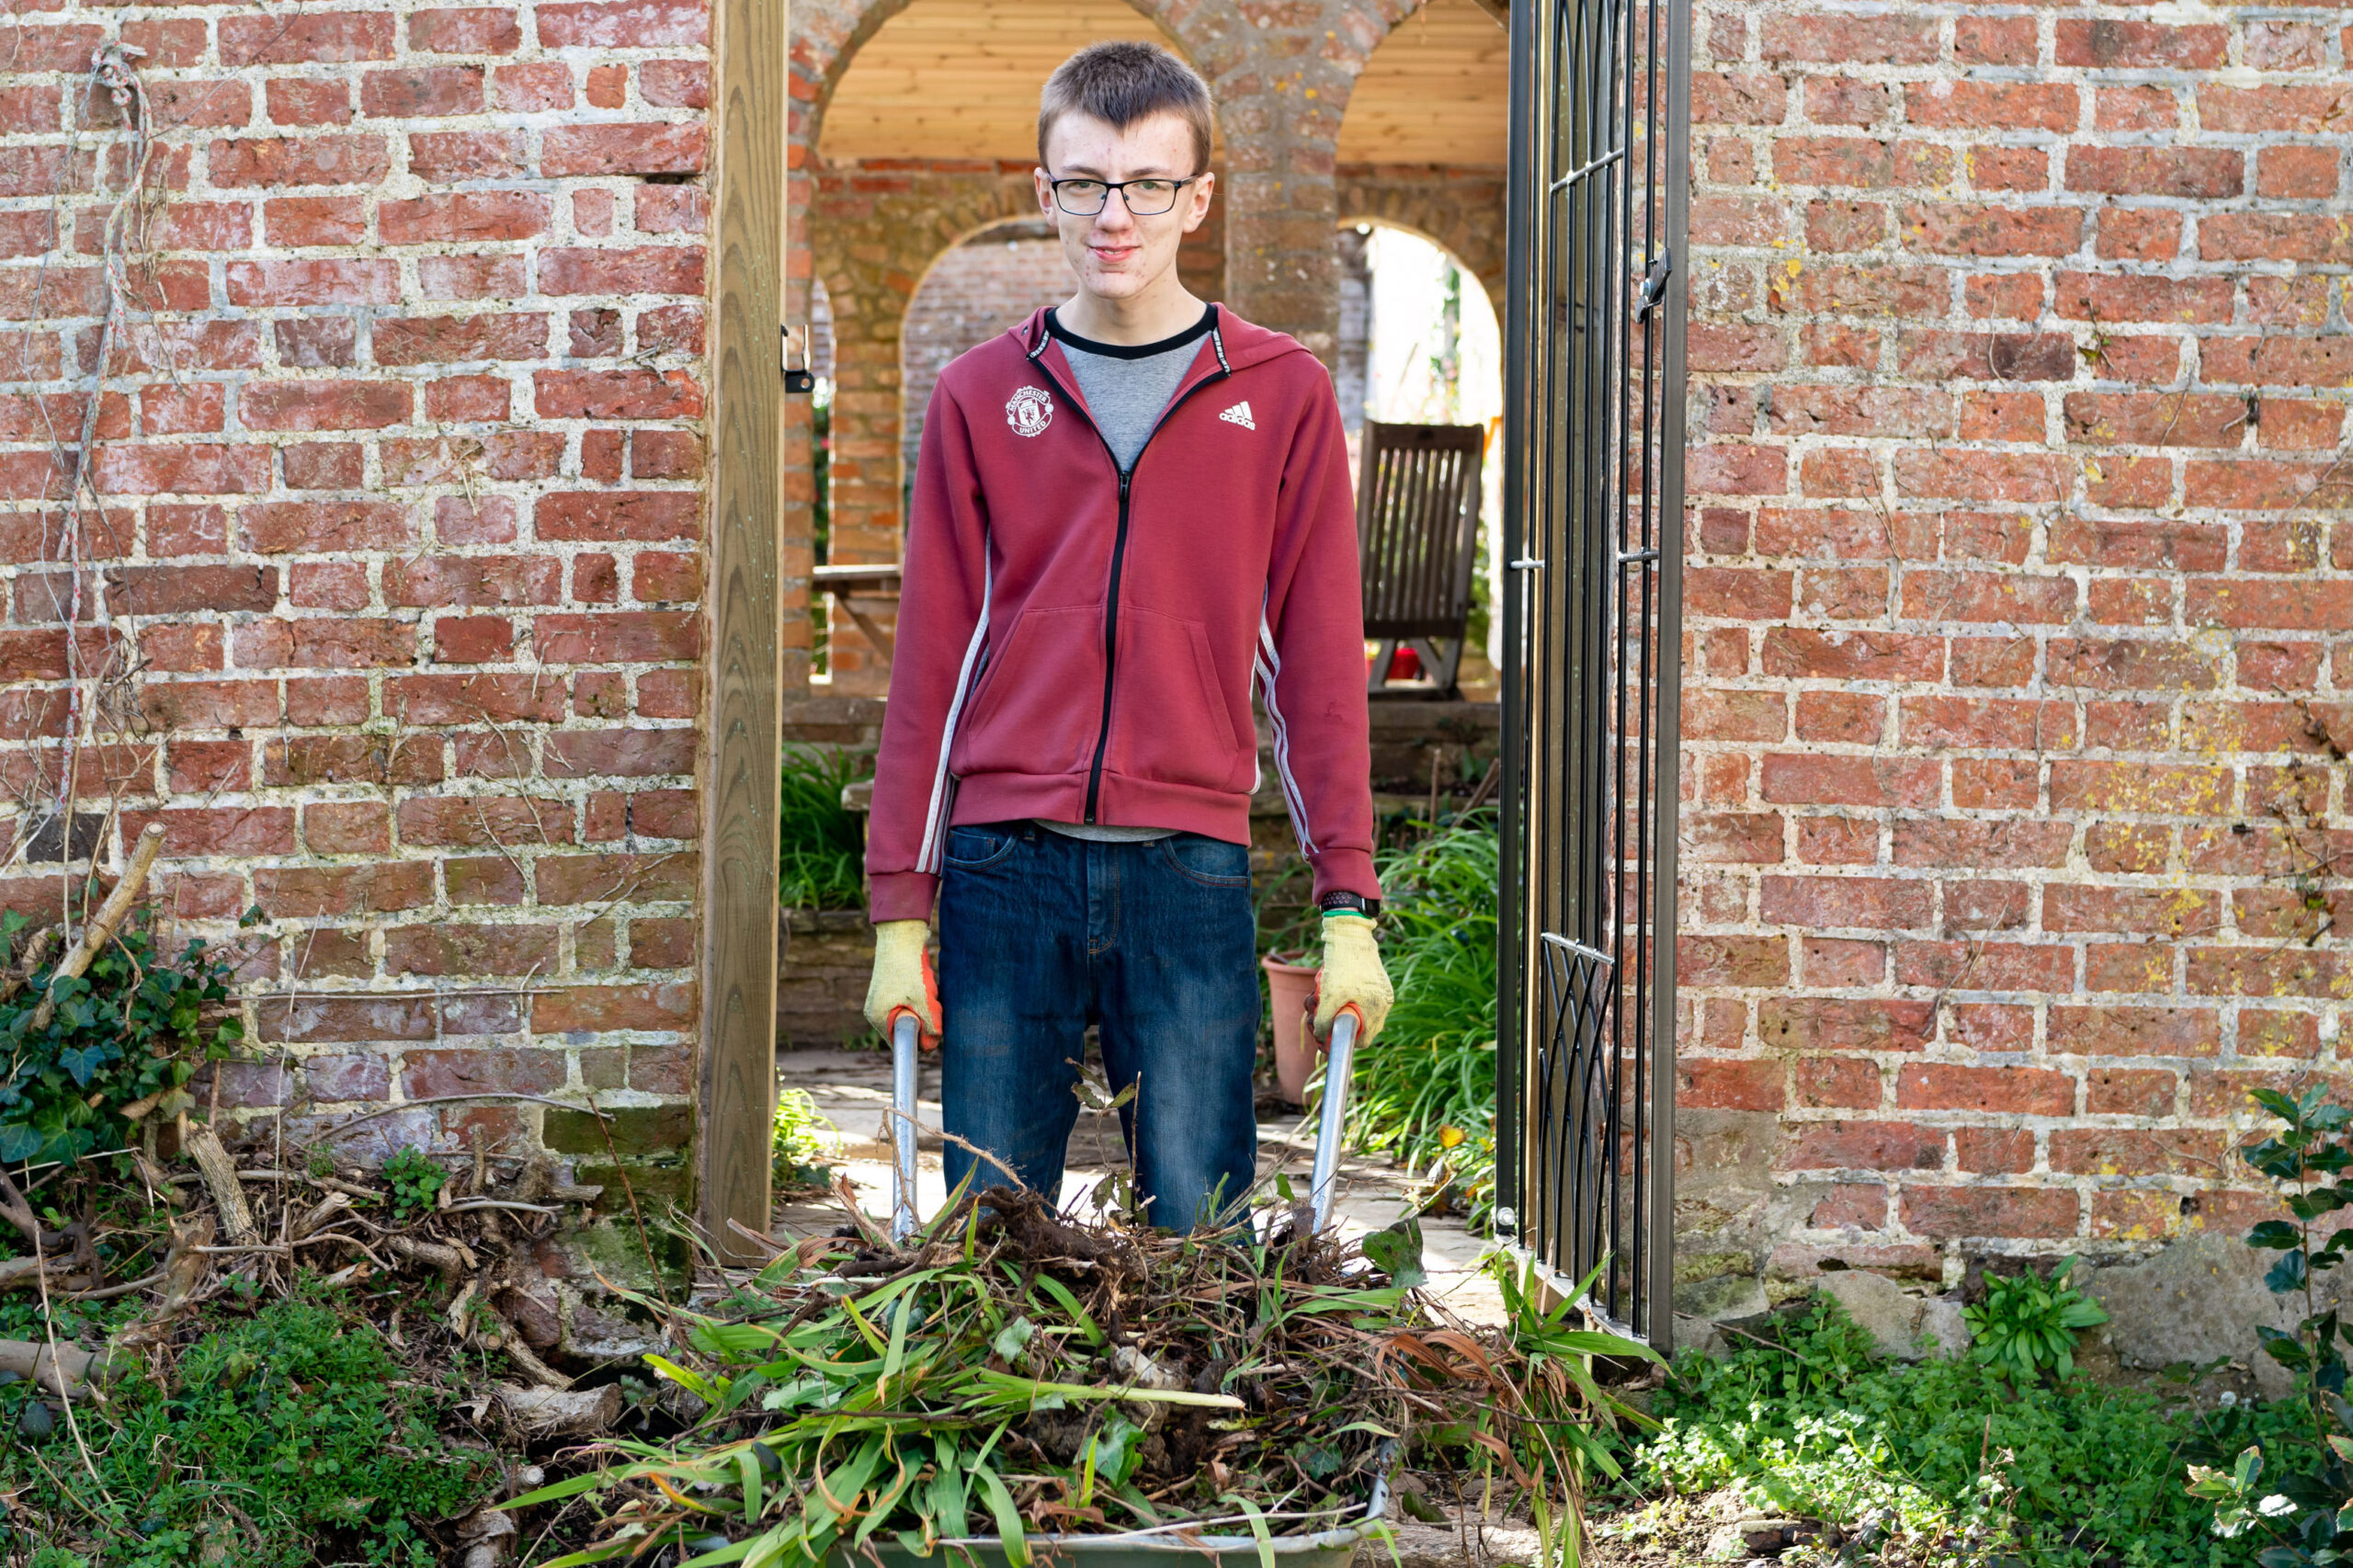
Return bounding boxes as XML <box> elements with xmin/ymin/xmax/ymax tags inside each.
<box><xmin>1310</xmin><ymin>913</ymin><xmax>1392</xmax><ymax>1044</ymax></box>
<box><xmin>863</xmin><ymin>919</ymin><xmax>941</xmax><ymax>1049</ymax></box>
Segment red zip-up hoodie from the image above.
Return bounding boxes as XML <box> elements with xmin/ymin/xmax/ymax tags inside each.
<box><xmin>865</xmin><ymin>304</ymin><xmax>1380</xmax><ymax>923</ymax></box>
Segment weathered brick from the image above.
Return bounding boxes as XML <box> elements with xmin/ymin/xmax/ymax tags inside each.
<box><xmin>371</xmin><ymin>312</ymin><xmax>551</xmax><ymax>366</ymax></box>
<box><xmin>535</xmin><ymin>490</ymin><xmax>701</xmax><ymax>541</ymax></box>
<box><xmin>208</xmin><ymin>134</ymin><xmax>390</xmax><ymax>189</ymax></box>
<box><xmin>2057</xmin><ymin>19</ymin><xmax>2226</xmax><ymax>70</ymax></box>
<box><xmin>409</xmin><ymin>7</ymin><xmax>524</xmax><ymax>53</ymax></box>
<box><xmin>225</xmin><ymin>258</ymin><xmax>400</xmax><ymax>306</ymax></box>
<box><xmin>1763</xmin><ymin>998</ymin><xmax>1936</xmax><ymax>1054</ymax></box>
<box><xmin>541</xmin><ymin>124</ymin><xmax>708</xmax><ymax>177</ymax></box>
<box><xmin>380</xmin><ymin>192</ymin><xmax>551</xmax><ymax>245</ymax></box>
<box><xmin>534</xmin><ymin>369</ymin><xmax>705</xmax><ymax>420</ymax></box>
<box><xmin>1898</xmin><ymin>1064</ymin><xmax>2075</xmax><ymax>1118</ymax></box>
<box><xmin>408</xmin><ymin>129</ymin><xmax>529</xmax><ymax>180</ymax></box>
<box><xmin>538</xmin><ymin>246</ymin><xmax>705</xmax><ymax>297</ymax></box>
<box><xmin>241</xmin><ymin>380</ymin><xmax>412</xmax><ymax>432</ymax></box>
<box><xmin>386</xmin><ymin>925</ymin><xmax>560</xmax><ymax>978</ymax></box>
<box><xmin>1678</xmin><ymin>1057</ymin><xmax>1785</xmax><ymax>1112</ymax></box>
<box><xmin>360</xmin><ymin>65</ymin><xmax>486</xmax><ymax>118</ymax></box>
<box><xmin>2064</xmin><ymin>146</ymin><xmax>2243</xmax><ymax>200</ymax></box>
<box><xmin>1902</xmin><ymin>1186</ymin><xmax>2077</xmax><ymax>1240</ymax></box>
<box><xmin>538</xmin><ymin>0</ymin><xmax>708</xmax><ymax>46</ymax></box>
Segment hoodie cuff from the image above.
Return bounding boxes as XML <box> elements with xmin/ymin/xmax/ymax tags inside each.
<box><xmin>1308</xmin><ymin>847</ymin><xmax>1381</xmax><ymax>906</ymax></box>
<box><xmin>867</xmin><ymin>870</ymin><xmax>939</xmax><ymax>926</ymax></box>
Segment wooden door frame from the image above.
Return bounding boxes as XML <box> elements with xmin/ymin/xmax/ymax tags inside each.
<box><xmin>697</xmin><ymin>0</ymin><xmax>789</xmax><ymax>1263</ymax></box>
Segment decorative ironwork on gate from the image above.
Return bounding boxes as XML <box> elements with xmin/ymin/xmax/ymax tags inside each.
<box><xmin>1497</xmin><ymin>0</ymin><xmax>1691</xmax><ymax>1349</ymax></box>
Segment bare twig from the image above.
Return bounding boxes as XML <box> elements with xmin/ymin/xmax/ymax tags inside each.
<box><xmin>29</xmin><ymin>821</ymin><xmax>165</xmax><ymax>1032</ymax></box>
<box><xmin>183</xmin><ymin>1124</ymin><xmax>256</xmax><ymax>1245</ymax></box>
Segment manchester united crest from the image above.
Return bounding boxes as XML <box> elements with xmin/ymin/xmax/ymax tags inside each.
<box><xmin>1006</xmin><ymin>386</ymin><xmax>1053</xmax><ymax>437</ymax></box>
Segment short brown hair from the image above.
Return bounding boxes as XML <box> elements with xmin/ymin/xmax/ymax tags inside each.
<box><xmin>1038</xmin><ymin>40</ymin><xmax>1214</xmax><ymax>174</ymax></box>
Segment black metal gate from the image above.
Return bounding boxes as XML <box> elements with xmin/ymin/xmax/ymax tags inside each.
<box><xmin>1496</xmin><ymin>0</ymin><xmax>1690</xmax><ymax>1348</ymax></box>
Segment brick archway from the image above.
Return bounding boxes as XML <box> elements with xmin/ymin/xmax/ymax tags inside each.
<box><xmin>1336</xmin><ymin>170</ymin><xmax>1508</xmax><ymax>313</ymax></box>
<box><xmin>792</xmin><ymin>0</ymin><xmax>1432</xmax><ymax>352</ymax></box>
<box><xmin>783</xmin><ymin>0</ymin><xmax>1440</xmax><ymax>690</ymax></box>
<box><xmin>810</xmin><ymin>165</ymin><xmax>1040</xmax><ymax>687</ymax></box>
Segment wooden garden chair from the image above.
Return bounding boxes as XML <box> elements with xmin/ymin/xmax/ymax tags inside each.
<box><xmin>1356</xmin><ymin>419</ymin><xmax>1487</xmax><ymax>699</ymax></box>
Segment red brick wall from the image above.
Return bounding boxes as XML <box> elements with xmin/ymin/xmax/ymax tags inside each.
<box><xmin>1679</xmin><ymin>1</ymin><xmax>2352</xmax><ymax>1297</ymax></box>
<box><xmin>1</xmin><ymin>0</ymin><xmax>712</xmax><ymax>1181</ymax></box>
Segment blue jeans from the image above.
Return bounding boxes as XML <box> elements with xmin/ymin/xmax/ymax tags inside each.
<box><xmin>936</xmin><ymin>822</ymin><xmax>1259</xmax><ymax>1232</ymax></box>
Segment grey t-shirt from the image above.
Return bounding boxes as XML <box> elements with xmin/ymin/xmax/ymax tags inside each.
<box><xmin>1051</xmin><ymin>305</ymin><xmax>1212</xmax><ymax>471</ymax></box>
<box><xmin>1033</xmin><ymin>307</ymin><xmax>1216</xmax><ymax>845</ymax></box>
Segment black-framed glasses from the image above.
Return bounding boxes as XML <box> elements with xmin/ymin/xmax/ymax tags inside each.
<box><xmin>1047</xmin><ymin>176</ymin><xmax>1201</xmax><ymax>217</ymax></box>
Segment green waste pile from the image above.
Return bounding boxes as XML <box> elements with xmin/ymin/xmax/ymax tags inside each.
<box><xmin>520</xmin><ymin>1184</ymin><xmax>1651</xmax><ymax>1568</ymax></box>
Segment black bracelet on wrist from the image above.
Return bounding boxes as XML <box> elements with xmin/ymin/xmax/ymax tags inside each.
<box><xmin>1318</xmin><ymin>891</ymin><xmax>1381</xmax><ymax>918</ymax></box>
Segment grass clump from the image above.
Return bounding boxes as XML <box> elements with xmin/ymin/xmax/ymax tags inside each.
<box><xmin>1615</xmin><ymin>1295</ymin><xmax>2261</xmax><ymax>1567</ymax></box>
<box><xmin>5</xmin><ymin>1292</ymin><xmax>493</xmax><ymax>1566</ymax></box>
<box><xmin>778</xmin><ymin>744</ymin><xmax>872</xmax><ymax>911</ymax></box>
<box><xmin>771</xmin><ymin>1085</ymin><xmax>835</xmax><ymax>1193</ymax></box>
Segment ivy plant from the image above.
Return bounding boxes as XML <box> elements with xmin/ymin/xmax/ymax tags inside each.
<box><xmin>0</xmin><ymin>909</ymin><xmax>251</xmax><ymax>1167</ymax></box>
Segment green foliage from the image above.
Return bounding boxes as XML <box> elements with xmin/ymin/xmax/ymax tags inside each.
<box><xmin>1963</xmin><ymin>1256</ymin><xmax>2109</xmax><ymax>1384</ymax></box>
<box><xmin>521</xmin><ymin>1194</ymin><xmax>1610</xmax><ymax>1568</ymax></box>
<box><xmin>1624</xmin><ymin>1296</ymin><xmax>2242</xmax><ymax>1567</ymax></box>
<box><xmin>1336</xmin><ymin>814</ymin><xmax>1499</xmax><ymax>1222</ymax></box>
<box><xmin>381</xmin><ymin>1144</ymin><xmax>447</xmax><ymax>1220</ymax></box>
<box><xmin>2186</xmin><ymin>1085</ymin><xmax>2353</xmax><ymax>1565</ymax></box>
<box><xmin>4</xmin><ymin>1292</ymin><xmax>493</xmax><ymax>1566</ymax></box>
<box><xmin>0</xmin><ymin>911</ymin><xmax>244</xmax><ymax>1167</ymax></box>
<box><xmin>778</xmin><ymin>744</ymin><xmax>873</xmax><ymax>911</ymax></box>
<box><xmin>771</xmin><ymin>1086</ymin><xmax>834</xmax><ymax>1192</ymax></box>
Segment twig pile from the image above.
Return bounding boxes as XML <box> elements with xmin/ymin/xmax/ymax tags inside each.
<box><xmin>517</xmin><ymin>1182</ymin><xmax>1555</xmax><ymax>1568</ymax></box>
<box><xmin>2</xmin><ymin>1123</ymin><xmax>608</xmax><ymax>1413</ymax></box>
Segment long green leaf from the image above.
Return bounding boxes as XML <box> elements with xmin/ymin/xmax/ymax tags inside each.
<box><xmin>856</xmin><ymin>1455</ymin><xmax>922</xmax><ymax>1550</ymax></box>
<box><xmin>1030</xmin><ymin>1275</ymin><xmax>1103</xmax><ymax>1346</ymax></box>
<box><xmin>507</xmin><ymin>1471</ymin><xmax>612</xmax><ymax>1509</ymax></box>
<box><xmin>972</xmin><ymin>1462</ymin><xmax>1031</xmax><ymax>1568</ymax></box>
<box><xmin>1222</xmin><ymin>1492</ymin><xmax>1278</xmax><ymax>1568</ymax></box>
<box><xmin>967</xmin><ymin>1371</ymin><xmax>1244</xmax><ymax>1410</ymax></box>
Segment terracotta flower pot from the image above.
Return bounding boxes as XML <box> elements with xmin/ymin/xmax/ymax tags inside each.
<box><xmin>1262</xmin><ymin>952</ymin><xmax>1321</xmax><ymax>1104</ymax></box>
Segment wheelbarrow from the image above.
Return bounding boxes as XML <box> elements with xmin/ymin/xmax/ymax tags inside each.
<box><xmin>824</xmin><ymin>1476</ymin><xmax>1389</xmax><ymax>1568</ymax></box>
<box><xmin>865</xmin><ymin>1010</ymin><xmax>1388</xmax><ymax>1568</ymax></box>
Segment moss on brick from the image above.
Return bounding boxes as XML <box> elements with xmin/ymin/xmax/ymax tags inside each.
<box><xmin>545</xmin><ymin>1105</ymin><xmax>693</xmax><ymax>1157</ymax></box>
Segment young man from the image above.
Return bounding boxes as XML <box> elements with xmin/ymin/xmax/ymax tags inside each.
<box><xmin>860</xmin><ymin>41</ymin><xmax>1392</xmax><ymax>1232</ymax></box>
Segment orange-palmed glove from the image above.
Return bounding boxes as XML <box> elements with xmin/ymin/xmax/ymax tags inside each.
<box><xmin>1310</xmin><ymin>913</ymin><xmax>1392</xmax><ymax>1045</ymax></box>
<box><xmin>862</xmin><ymin>919</ymin><xmax>941</xmax><ymax>1049</ymax></box>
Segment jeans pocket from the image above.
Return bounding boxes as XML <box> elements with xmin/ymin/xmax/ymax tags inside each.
<box><xmin>1157</xmin><ymin>833</ymin><xmax>1251</xmax><ymax>889</ymax></box>
<box><xmin>944</xmin><ymin>823</ymin><xmax>1021</xmax><ymax>869</ymax></box>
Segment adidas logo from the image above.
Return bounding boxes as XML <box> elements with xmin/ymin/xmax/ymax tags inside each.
<box><xmin>1219</xmin><ymin>401</ymin><xmax>1256</xmax><ymax>431</ymax></box>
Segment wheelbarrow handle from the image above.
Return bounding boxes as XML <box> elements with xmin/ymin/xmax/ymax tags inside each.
<box><xmin>890</xmin><ymin>1012</ymin><xmax>919</xmax><ymax>1243</ymax></box>
<box><xmin>1309</xmin><ymin>1010</ymin><xmax>1359</xmax><ymax>1233</ymax></box>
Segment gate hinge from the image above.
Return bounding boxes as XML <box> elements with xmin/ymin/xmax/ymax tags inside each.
<box><xmin>780</xmin><ymin>325</ymin><xmax>815</xmax><ymax>394</ymax></box>
<box><xmin>1634</xmin><ymin>249</ymin><xmax>1673</xmax><ymax>323</ymax></box>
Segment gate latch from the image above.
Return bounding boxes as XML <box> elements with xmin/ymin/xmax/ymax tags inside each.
<box><xmin>780</xmin><ymin>325</ymin><xmax>815</xmax><ymax>394</ymax></box>
<box><xmin>1634</xmin><ymin>249</ymin><xmax>1673</xmax><ymax>323</ymax></box>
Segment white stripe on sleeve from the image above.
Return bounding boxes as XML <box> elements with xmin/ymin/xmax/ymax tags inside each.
<box><xmin>1256</xmin><ymin>610</ymin><xmax>1315</xmax><ymax>857</ymax></box>
<box><xmin>918</xmin><ymin>557</ymin><xmax>993</xmax><ymax>874</ymax></box>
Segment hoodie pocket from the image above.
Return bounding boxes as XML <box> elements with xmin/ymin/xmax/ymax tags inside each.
<box><xmin>1107</xmin><ymin>608</ymin><xmax>1243</xmax><ymax>792</ymax></box>
<box><xmin>947</xmin><ymin>605</ymin><xmax>1103</xmax><ymax>779</ymax></box>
